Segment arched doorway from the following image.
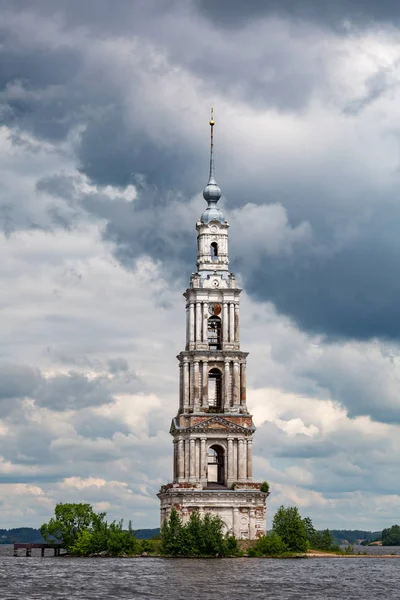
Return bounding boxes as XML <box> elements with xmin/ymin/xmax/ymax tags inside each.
<box><xmin>208</xmin><ymin>368</ymin><xmax>222</xmax><ymax>409</ymax></box>
<box><xmin>207</xmin><ymin>444</ymin><xmax>225</xmax><ymax>485</ymax></box>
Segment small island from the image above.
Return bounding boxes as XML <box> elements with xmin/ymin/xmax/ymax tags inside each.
<box><xmin>10</xmin><ymin>501</ymin><xmax>392</xmax><ymax>559</ymax></box>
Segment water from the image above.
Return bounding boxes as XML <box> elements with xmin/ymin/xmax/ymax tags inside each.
<box><xmin>350</xmin><ymin>544</ymin><xmax>400</xmax><ymax>555</ymax></box>
<box><xmin>1</xmin><ymin>545</ymin><xmax>399</xmax><ymax>599</ymax></box>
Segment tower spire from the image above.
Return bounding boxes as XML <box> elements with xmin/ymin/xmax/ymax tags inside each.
<box><xmin>209</xmin><ymin>107</ymin><xmax>216</xmax><ymax>184</ymax></box>
<box><xmin>202</xmin><ymin>108</ymin><xmax>223</xmax><ymax>223</ymax></box>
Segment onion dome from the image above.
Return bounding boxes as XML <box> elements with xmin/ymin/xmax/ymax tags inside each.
<box><xmin>201</xmin><ymin>109</ymin><xmax>224</xmax><ymax>224</ymax></box>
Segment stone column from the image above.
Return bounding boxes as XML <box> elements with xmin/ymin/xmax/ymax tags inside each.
<box><xmin>224</xmin><ymin>359</ymin><xmax>230</xmax><ymax>409</ymax></box>
<box><xmin>233</xmin><ymin>439</ymin><xmax>238</xmax><ymax>480</ymax></box>
<box><xmin>249</xmin><ymin>508</ymin><xmax>256</xmax><ymax>540</ymax></box>
<box><xmin>189</xmin><ymin>438</ymin><xmax>195</xmax><ymax>481</ymax></box>
<box><xmin>178</xmin><ymin>438</ymin><xmax>185</xmax><ymax>481</ymax></box>
<box><xmin>238</xmin><ymin>439</ymin><xmax>246</xmax><ymax>481</ymax></box>
<box><xmin>223</xmin><ymin>302</ymin><xmax>228</xmax><ymax>344</ymax></box>
<box><xmin>183</xmin><ymin>359</ymin><xmax>189</xmax><ymax>412</ymax></box>
<box><xmin>229</xmin><ymin>303</ymin><xmax>235</xmax><ymax>343</ymax></box>
<box><xmin>200</xmin><ymin>438</ymin><xmax>207</xmax><ymax>482</ymax></box>
<box><xmin>240</xmin><ymin>362</ymin><xmax>247</xmax><ymax>407</ymax></box>
<box><xmin>203</xmin><ymin>302</ymin><xmax>208</xmax><ymax>343</ymax></box>
<box><xmin>173</xmin><ymin>440</ymin><xmax>178</xmax><ymax>480</ymax></box>
<box><xmin>189</xmin><ymin>302</ymin><xmax>195</xmax><ymax>344</ymax></box>
<box><xmin>233</xmin><ymin>507</ymin><xmax>240</xmax><ymax>539</ymax></box>
<box><xmin>227</xmin><ymin>437</ymin><xmax>234</xmax><ymax>482</ymax></box>
<box><xmin>185</xmin><ymin>304</ymin><xmax>190</xmax><ymax>350</ymax></box>
<box><xmin>195</xmin><ymin>439</ymin><xmax>200</xmax><ymax>480</ymax></box>
<box><xmin>195</xmin><ymin>302</ymin><xmax>202</xmax><ymax>343</ymax></box>
<box><xmin>233</xmin><ymin>361</ymin><xmax>240</xmax><ymax>408</ymax></box>
<box><xmin>193</xmin><ymin>361</ymin><xmax>199</xmax><ymax>411</ymax></box>
<box><xmin>247</xmin><ymin>439</ymin><xmax>253</xmax><ymax>480</ymax></box>
<box><xmin>234</xmin><ymin>303</ymin><xmax>240</xmax><ymax>343</ymax></box>
<box><xmin>180</xmin><ymin>363</ymin><xmax>185</xmax><ymax>412</ymax></box>
<box><xmin>185</xmin><ymin>439</ymin><xmax>190</xmax><ymax>480</ymax></box>
<box><xmin>189</xmin><ymin>361</ymin><xmax>194</xmax><ymax>408</ymax></box>
<box><xmin>202</xmin><ymin>361</ymin><xmax>208</xmax><ymax>408</ymax></box>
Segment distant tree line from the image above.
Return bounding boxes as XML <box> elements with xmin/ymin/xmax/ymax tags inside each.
<box><xmin>0</xmin><ymin>528</ymin><xmax>44</xmax><ymax>544</ymax></box>
<box><xmin>330</xmin><ymin>530</ymin><xmax>381</xmax><ymax>545</ymax></box>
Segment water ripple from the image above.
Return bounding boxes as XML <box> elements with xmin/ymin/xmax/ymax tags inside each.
<box><xmin>1</xmin><ymin>546</ymin><xmax>399</xmax><ymax>600</ymax></box>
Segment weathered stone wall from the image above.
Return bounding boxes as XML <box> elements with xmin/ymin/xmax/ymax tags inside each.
<box><xmin>158</xmin><ymin>489</ymin><xmax>267</xmax><ymax>540</ymax></box>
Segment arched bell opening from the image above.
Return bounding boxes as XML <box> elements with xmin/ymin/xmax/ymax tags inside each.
<box><xmin>208</xmin><ymin>316</ymin><xmax>222</xmax><ymax>350</ymax></box>
<box><xmin>210</xmin><ymin>242</ymin><xmax>218</xmax><ymax>262</ymax></box>
<box><xmin>207</xmin><ymin>444</ymin><xmax>225</xmax><ymax>486</ymax></box>
<box><xmin>208</xmin><ymin>368</ymin><xmax>222</xmax><ymax>410</ymax></box>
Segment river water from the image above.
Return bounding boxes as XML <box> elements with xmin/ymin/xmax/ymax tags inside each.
<box><xmin>1</xmin><ymin>545</ymin><xmax>399</xmax><ymax>599</ymax></box>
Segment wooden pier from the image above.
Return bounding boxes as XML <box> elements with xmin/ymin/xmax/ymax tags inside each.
<box><xmin>13</xmin><ymin>543</ymin><xmax>64</xmax><ymax>557</ymax></box>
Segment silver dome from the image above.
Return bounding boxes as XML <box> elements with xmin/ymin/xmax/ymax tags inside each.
<box><xmin>201</xmin><ymin>205</ymin><xmax>224</xmax><ymax>224</ymax></box>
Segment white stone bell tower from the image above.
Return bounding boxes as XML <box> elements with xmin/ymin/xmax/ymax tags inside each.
<box><xmin>158</xmin><ymin>111</ymin><xmax>268</xmax><ymax>540</ymax></box>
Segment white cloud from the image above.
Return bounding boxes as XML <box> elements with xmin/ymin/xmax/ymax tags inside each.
<box><xmin>1</xmin><ymin>3</ymin><xmax>400</xmax><ymax>533</ymax></box>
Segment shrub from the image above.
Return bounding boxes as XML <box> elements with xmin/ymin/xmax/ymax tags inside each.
<box><xmin>248</xmin><ymin>532</ymin><xmax>288</xmax><ymax>557</ymax></box>
<box><xmin>160</xmin><ymin>509</ymin><xmax>239</xmax><ymax>557</ymax></box>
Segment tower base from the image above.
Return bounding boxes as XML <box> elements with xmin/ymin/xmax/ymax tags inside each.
<box><xmin>158</xmin><ymin>486</ymin><xmax>267</xmax><ymax>540</ymax></box>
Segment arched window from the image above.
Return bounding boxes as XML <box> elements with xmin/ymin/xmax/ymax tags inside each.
<box><xmin>208</xmin><ymin>368</ymin><xmax>222</xmax><ymax>409</ymax></box>
<box><xmin>208</xmin><ymin>316</ymin><xmax>221</xmax><ymax>350</ymax></box>
<box><xmin>210</xmin><ymin>242</ymin><xmax>218</xmax><ymax>262</ymax></box>
<box><xmin>207</xmin><ymin>445</ymin><xmax>225</xmax><ymax>485</ymax></box>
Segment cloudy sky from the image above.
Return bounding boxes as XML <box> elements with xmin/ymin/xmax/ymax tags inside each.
<box><xmin>1</xmin><ymin>0</ymin><xmax>400</xmax><ymax>531</ymax></box>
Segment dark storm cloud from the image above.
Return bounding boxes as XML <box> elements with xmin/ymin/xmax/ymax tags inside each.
<box><xmin>0</xmin><ymin>365</ymin><xmax>40</xmax><ymax>418</ymax></box>
<box><xmin>36</xmin><ymin>372</ymin><xmax>114</xmax><ymax>411</ymax></box>
<box><xmin>243</xmin><ymin>227</ymin><xmax>400</xmax><ymax>340</ymax></box>
<box><xmin>0</xmin><ymin>365</ymin><xmax>40</xmax><ymax>400</ymax></box>
<box><xmin>0</xmin><ymin>363</ymin><xmax>138</xmax><ymax>413</ymax></box>
<box><xmin>108</xmin><ymin>358</ymin><xmax>129</xmax><ymax>374</ymax></box>
<box><xmin>71</xmin><ymin>412</ymin><xmax>131</xmax><ymax>439</ymax></box>
<box><xmin>37</xmin><ymin>172</ymin><xmax>197</xmax><ymax>276</ymax></box>
<box><xmin>0</xmin><ymin>0</ymin><xmax>181</xmax><ymax>35</ymax></box>
<box><xmin>196</xmin><ymin>0</ymin><xmax>400</xmax><ymax>29</ymax></box>
<box><xmin>39</xmin><ymin>166</ymin><xmax>400</xmax><ymax>342</ymax></box>
<box><xmin>0</xmin><ymin>29</ymin><xmax>84</xmax><ymax>141</ymax></box>
<box><xmin>78</xmin><ymin>112</ymin><xmax>199</xmax><ymax>191</ymax></box>
<box><xmin>4</xmin><ymin>0</ymin><xmax>400</xmax><ymax>343</ymax></box>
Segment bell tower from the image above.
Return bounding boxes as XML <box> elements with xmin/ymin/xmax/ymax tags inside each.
<box><xmin>158</xmin><ymin>111</ymin><xmax>268</xmax><ymax>540</ymax></box>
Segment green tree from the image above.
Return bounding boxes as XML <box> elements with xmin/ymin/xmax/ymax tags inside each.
<box><xmin>160</xmin><ymin>509</ymin><xmax>238</xmax><ymax>557</ymax></box>
<box><xmin>41</xmin><ymin>503</ymin><xmax>138</xmax><ymax>556</ymax></box>
<box><xmin>69</xmin><ymin>529</ymin><xmax>94</xmax><ymax>556</ymax></box>
<box><xmin>106</xmin><ymin>520</ymin><xmax>138</xmax><ymax>556</ymax></box>
<box><xmin>302</xmin><ymin>516</ymin><xmax>337</xmax><ymax>551</ymax></box>
<box><xmin>248</xmin><ymin>532</ymin><xmax>288</xmax><ymax>557</ymax></box>
<box><xmin>303</xmin><ymin>517</ymin><xmax>315</xmax><ymax>538</ymax></box>
<box><xmin>40</xmin><ymin>503</ymin><xmax>103</xmax><ymax>552</ymax></box>
<box><xmin>160</xmin><ymin>508</ymin><xmax>184</xmax><ymax>556</ymax></box>
<box><xmin>201</xmin><ymin>513</ymin><xmax>225</xmax><ymax>556</ymax></box>
<box><xmin>382</xmin><ymin>525</ymin><xmax>400</xmax><ymax>546</ymax></box>
<box><xmin>184</xmin><ymin>511</ymin><xmax>203</xmax><ymax>555</ymax></box>
<box><xmin>272</xmin><ymin>505</ymin><xmax>308</xmax><ymax>553</ymax></box>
